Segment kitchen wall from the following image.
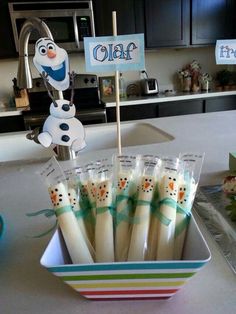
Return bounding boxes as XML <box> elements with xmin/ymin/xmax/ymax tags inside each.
<box><xmin>0</xmin><ymin>46</ymin><xmax>227</xmax><ymax>105</ymax></box>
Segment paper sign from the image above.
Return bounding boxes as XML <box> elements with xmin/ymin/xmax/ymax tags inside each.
<box><xmin>215</xmin><ymin>39</ymin><xmax>236</xmax><ymax>64</ymax></box>
<box><xmin>84</xmin><ymin>34</ymin><xmax>145</xmax><ymax>72</ymax></box>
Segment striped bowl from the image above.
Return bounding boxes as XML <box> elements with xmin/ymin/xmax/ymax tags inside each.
<box><xmin>40</xmin><ymin>215</ymin><xmax>211</xmax><ymax>300</ymax></box>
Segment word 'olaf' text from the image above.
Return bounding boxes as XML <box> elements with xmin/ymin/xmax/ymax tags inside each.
<box><xmin>93</xmin><ymin>42</ymin><xmax>137</xmax><ymax>62</ymax></box>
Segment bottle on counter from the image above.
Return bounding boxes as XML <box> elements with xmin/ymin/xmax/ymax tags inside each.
<box><xmin>119</xmin><ymin>72</ymin><xmax>126</xmax><ymax>99</ymax></box>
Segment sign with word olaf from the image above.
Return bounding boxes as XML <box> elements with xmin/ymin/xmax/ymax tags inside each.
<box><xmin>215</xmin><ymin>39</ymin><xmax>236</xmax><ymax>64</ymax></box>
<box><xmin>84</xmin><ymin>34</ymin><xmax>145</xmax><ymax>72</ymax></box>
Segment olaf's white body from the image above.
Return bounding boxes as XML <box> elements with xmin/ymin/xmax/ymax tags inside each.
<box><xmin>38</xmin><ymin>99</ymin><xmax>86</xmax><ymax>151</ymax></box>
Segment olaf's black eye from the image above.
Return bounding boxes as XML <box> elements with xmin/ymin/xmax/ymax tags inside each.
<box><xmin>47</xmin><ymin>42</ymin><xmax>56</xmax><ymax>51</ymax></box>
<box><xmin>39</xmin><ymin>45</ymin><xmax>47</xmax><ymax>55</ymax></box>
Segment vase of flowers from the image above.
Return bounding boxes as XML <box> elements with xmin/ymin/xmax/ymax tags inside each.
<box><xmin>200</xmin><ymin>73</ymin><xmax>212</xmax><ymax>91</ymax></box>
<box><xmin>178</xmin><ymin>69</ymin><xmax>192</xmax><ymax>92</ymax></box>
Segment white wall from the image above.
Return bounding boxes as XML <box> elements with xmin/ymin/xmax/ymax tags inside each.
<box><xmin>0</xmin><ymin>46</ymin><xmax>227</xmax><ymax>104</ymax></box>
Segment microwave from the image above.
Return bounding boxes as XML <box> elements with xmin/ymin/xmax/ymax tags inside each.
<box><xmin>8</xmin><ymin>1</ymin><xmax>95</xmax><ymax>54</ymax></box>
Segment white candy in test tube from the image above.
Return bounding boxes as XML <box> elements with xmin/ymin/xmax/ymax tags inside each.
<box><xmin>49</xmin><ymin>182</ymin><xmax>93</xmax><ymax>264</ymax></box>
<box><xmin>81</xmin><ymin>179</ymin><xmax>97</xmax><ymax>246</ymax></box>
<box><xmin>79</xmin><ymin>181</ymin><xmax>94</xmax><ymax>245</ymax></box>
<box><xmin>115</xmin><ymin>172</ymin><xmax>133</xmax><ymax>262</ymax></box>
<box><xmin>146</xmin><ymin>185</ymin><xmax>160</xmax><ymax>260</ymax></box>
<box><xmin>128</xmin><ymin>175</ymin><xmax>155</xmax><ymax>261</ymax></box>
<box><xmin>68</xmin><ymin>187</ymin><xmax>95</xmax><ymax>258</ymax></box>
<box><xmin>68</xmin><ymin>187</ymin><xmax>87</xmax><ymax>237</ymax></box>
<box><xmin>87</xmin><ymin>179</ymin><xmax>97</xmax><ymax>220</ymax></box>
<box><xmin>174</xmin><ymin>179</ymin><xmax>196</xmax><ymax>259</ymax></box>
<box><xmin>95</xmin><ymin>179</ymin><xmax>114</xmax><ymax>262</ymax></box>
<box><xmin>156</xmin><ymin>173</ymin><xmax>179</xmax><ymax>260</ymax></box>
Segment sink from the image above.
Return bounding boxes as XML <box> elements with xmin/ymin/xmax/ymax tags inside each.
<box><xmin>0</xmin><ymin>132</ymin><xmax>56</xmax><ymax>162</ymax></box>
<box><xmin>0</xmin><ymin>122</ymin><xmax>173</xmax><ymax>162</ymax></box>
<box><xmin>84</xmin><ymin>122</ymin><xmax>174</xmax><ymax>152</ymax></box>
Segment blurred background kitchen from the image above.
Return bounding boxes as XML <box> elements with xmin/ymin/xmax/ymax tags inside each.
<box><xmin>0</xmin><ymin>0</ymin><xmax>236</xmax><ymax>132</ymax></box>
<box><xmin>0</xmin><ymin>46</ymin><xmax>223</xmax><ymax>100</ymax></box>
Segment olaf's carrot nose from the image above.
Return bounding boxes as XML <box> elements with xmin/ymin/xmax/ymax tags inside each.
<box><xmin>100</xmin><ymin>189</ymin><xmax>106</xmax><ymax>197</ymax></box>
<box><xmin>179</xmin><ymin>191</ymin><xmax>184</xmax><ymax>200</ymax></box>
<box><xmin>169</xmin><ymin>182</ymin><xmax>174</xmax><ymax>190</ymax></box>
<box><xmin>47</xmin><ymin>49</ymin><xmax>56</xmax><ymax>58</ymax></box>
<box><xmin>121</xmin><ymin>181</ymin><xmax>126</xmax><ymax>188</ymax></box>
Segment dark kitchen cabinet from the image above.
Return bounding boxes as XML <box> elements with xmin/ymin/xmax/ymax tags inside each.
<box><xmin>0</xmin><ymin>115</ymin><xmax>25</xmax><ymax>133</ymax></box>
<box><xmin>93</xmin><ymin>0</ymin><xmax>144</xmax><ymax>36</ymax></box>
<box><xmin>106</xmin><ymin>99</ymin><xmax>203</xmax><ymax>122</ymax></box>
<box><xmin>158</xmin><ymin>99</ymin><xmax>203</xmax><ymax>117</ymax></box>
<box><xmin>106</xmin><ymin>103</ymin><xmax>158</xmax><ymax>122</ymax></box>
<box><xmin>144</xmin><ymin>0</ymin><xmax>235</xmax><ymax>48</ymax></box>
<box><xmin>106</xmin><ymin>95</ymin><xmax>236</xmax><ymax>123</ymax></box>
<box><xmin>145</xmin><ymin>0</ymin><xmax>190</xmax><ymax>48</ymax></box>
<box><xmin>191</xmin><ymin>0</ymin><xmax>236</xmax><ymax>45</ymax></box>
<box><xmin>204</xmin><ymin>95</ymin><xmax>236</xmax><ymax>112</ymax></box>
<box><xmin>2</xmin><ymin>0</ymin><xmax>235</xmax><ymax>58</ymax></box>
<box><xmin>0</xmin><ymin>1</ymin><xmax>17</xmax><ymax>58</ymax></box>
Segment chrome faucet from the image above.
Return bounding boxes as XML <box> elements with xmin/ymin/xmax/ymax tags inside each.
<box><xmin>17</xmin><ymin>17</ymin><xmax>53</xmax><ymax>89</ymax></box>
<box><xmin>18</xmin><ymin>17</ymin><xmax>76</xmax><ymax>161</ymax></box>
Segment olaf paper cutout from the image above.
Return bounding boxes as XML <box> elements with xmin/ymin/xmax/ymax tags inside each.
<box><xmin>37</xmin><ymin>98</ymin><xmax>86</xmax><ymax>151</ymax></box>
<box><xmin>32</xmin><ymin>37</ymin><xmax>86</xmax><ymax>151</ymax></box>
<box><xmin>33</xmin><ymin>37</ymin><xmax>70</xmax><ymax>91</ymax></box>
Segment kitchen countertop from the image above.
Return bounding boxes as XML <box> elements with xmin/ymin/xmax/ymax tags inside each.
<box><xmin>105</xmin><ymin>89</ymin><xmax>236</xmax><ymax>107</ymax></box>
<box><xmin>0</xmin><ymin>105</ymin><xmax>25</xmax><ymax>117</ymax></box>
<box><xmin>1</xmin><ymin>90</ymin><xmax>236</xmax><ymax>116</ymax></box>
<box><xmin>0</xmin><ymin>111</ymin><xmax>236</xmax><ymax>313</ymax></box>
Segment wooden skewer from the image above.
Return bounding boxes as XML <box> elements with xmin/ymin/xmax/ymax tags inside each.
<box><xmin>112</xmin><ymin>11</ymin><xmax>122</xmax><ymax>155</ymax></box>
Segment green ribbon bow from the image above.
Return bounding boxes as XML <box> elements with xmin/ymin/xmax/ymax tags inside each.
<box><xmin>151</xmin><ymin>197</ymin><xmax>191</xmax><ymax>230</ymax></box>
<box><xmin>115</xmin><ymin>193</ymin><xmax>137</xmax><ymax>225</ymax></box>
<box><xmin>96</xmin><ymin>205</ymin><xmax>116</xmax><ymax>216</ymax></box>
<box><xmin>26</xmin><ymin>205</ymin><xmax>73</xmax><ymax>238</ymax></box>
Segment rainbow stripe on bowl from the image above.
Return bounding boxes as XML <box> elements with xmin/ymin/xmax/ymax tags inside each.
<box><xmin>40</xmin><ymin>215</ymin><xmax>211</xmax><ymax>301</ymax></box>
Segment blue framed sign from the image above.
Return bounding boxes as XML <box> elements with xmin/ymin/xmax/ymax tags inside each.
<box><xmin>215</xmin><ymin>39</ymin><xmax>236</xmax><ymax>64</ymax></box>
<box><xmin>84</xmin><ymin>34</ymin><xmax>145</xmax><ymax>72</ymax></box>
